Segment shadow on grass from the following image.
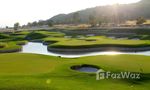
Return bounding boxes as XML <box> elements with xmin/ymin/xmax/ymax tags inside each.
<box><xmin>123</xmin><ymin>73</ymin><xmax>150</xmax><ymax>85</ymax></box>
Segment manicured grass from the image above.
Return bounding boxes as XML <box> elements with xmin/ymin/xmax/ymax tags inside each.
<box><xmin>0</xmin><ymin>33</ymin><xmax>10</xmax><ymax>39</ymax></box>
<box><xmin>0</xmin><ymin>42</ymin><xmax>6</xmax><ymax>48</ymax></box>
<box><xmin>26</xmin><ymin>32</ymin><xmax>48</xmax><ymax>40</ymax></box>
<box><xmin>0</xmin><ymin>32</ymin><xmax>28</xmax><ymax>53</ymax></box>
<box><xmin>0</xmin><ymin>32</ymin><xmax>28</xmax><ymax>42</ymax></box>
<box><xmin>0</xmin><ymin>40</ymin><xmax>28</xmax><ymax>53</ymax></box>
<box><xmin>15</xmin><ymin>40</ymin><xmax>28</xmax><ymax>45</ymax></box>
<box><xmin>0</xmin><ymin>42</ymin><xmax>22</xmax><ymax>52</ymax></box>
<box><xmin>0</xmin><ymin>53</ymin><xmax>58</xmax><ymax>75</ymax></box>
<box><xmin>1</xmin><ymin>30</ymin><xmax>150</xmax><ymax>89</ymax></box>
<box><xmin>25</xmin><ymin>31</ymin><xmax>65</xmax><ymax>40</ymax></box>
<box><xmin>14</xmin><ymin>31</ymin><xmax>30</xmax><ymax>35</ymax></box>
<box><xmin>2</xmin><ymin>31</ymin><xmax>150</xmax><ymax>49</ymax></box>
<box><xmin>43</xmin><ymin>37</ymin><xmax>69</xmax><ymax>42</ymax></box>
<box><xmin>44</xmin><ymin>31</ymin><xmax>65</xmax><ymax>37</ymax></box>
<box><xmin>129</xmin><ymin>35</ymin><xmax>150</xmax><ymax>40</ymax></box>
<box><xmin>0</xmin><ymin>53</ymin><xmax>150</xmax><ymax>90</ymax></box>
<box><xmin>48</xmin><ymin>36</ymin><xmax>150</xmax><ymax>48</ymax></box>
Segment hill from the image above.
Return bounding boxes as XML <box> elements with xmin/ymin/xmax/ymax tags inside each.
<box><xmin>48</xmin><ymin>0</ymin><xmax>150</xmax><ymax>24</ymax></box>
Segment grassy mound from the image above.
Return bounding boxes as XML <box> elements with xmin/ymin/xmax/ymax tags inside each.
<box><xmin>129</xmin><ymin>35</ymin><xmax>150</xmax><ymax>40</ymax></box>
<box><xmin>15</xmin><ymin>40</ymin><xmax>28</xmax><ymax>45</ymax></box>
<box><xmin>11</xmin><ymin>31</ymin><xmax>30</xmax><ymax>35</ymax></box>
<box><xmin>48</xmin><ymin>36</ymin><xmax>150</xmax><ymax>49</ymax></box>
<box><xmin>0</xmin><ymin>42</ymin><xmax>22</xmax><ymax>53</ymax></box>
<box><xmin>25</xmin><ymin>31</ymin><xmax>65</xmax><ymax>40</ymax></box>
<box><xmin>0</xmin><ymin>53</ymin><xmax>149</xmax><ymax>89</ymax></box>
<box><xmin>45</xmin><ymin>31</ymin><xmax>65</xmax><ymax>37</ymax></box>
<box><xmin>25</xmin><ymin>32</ymin><xmax>48</xmax><ymax>40</ymax></box>
<box><xmin>0</xmin><ymin>33</ymin><xmax>10</xmax><ymax>39</ymax></box>
<box><xmin>0</xmin><ymin>54</ymin><xmax>57</xmax><ymax>75</ymax></box>
<box><xmin>0</xmin><ymin>42</ymin><xmax>6</xmax><ymax>48</ymax></box>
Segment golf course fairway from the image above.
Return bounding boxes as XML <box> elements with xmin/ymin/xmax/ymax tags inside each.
<box><xmin>0</xmin><ymin>53</ymin><xmax>149</xmax><ymax>90</ymax></box>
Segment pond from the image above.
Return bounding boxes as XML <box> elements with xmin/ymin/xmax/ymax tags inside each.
<box><xmin>71</xmin><ymin>65</ymin><xmax>100</xmax><ymax>73</ymax></box>
<box><xmin>76</xmin><ymin>67</ymin><xmax>98</xmax><ymax>72</ymax></box>
<box><xmin>21</xmin><ymin>42</ymin><xmax>150</xmax><ymax>58</ymax></box>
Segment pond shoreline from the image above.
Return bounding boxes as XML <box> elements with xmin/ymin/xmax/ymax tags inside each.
<box><xmin>48</xmin><ymin>46</ymin><xmax>150</xmax><ymax>54</ymax></box>
<box><xmin>0</xmin><ymin>48</ymin><xmax>22</xmax><ymax>53</ymax></box>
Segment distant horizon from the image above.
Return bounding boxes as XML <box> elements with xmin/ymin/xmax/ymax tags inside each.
<box><xmin>0</xmin><ymin>0</ymin><xmax>141</xmax><ymax>27</ymax></box>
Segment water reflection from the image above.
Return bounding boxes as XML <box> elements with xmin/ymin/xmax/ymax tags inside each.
<box><xmin>21</xmin><ymin>42</ymin><xmax>150</xmax><ymax>58</ymax></box>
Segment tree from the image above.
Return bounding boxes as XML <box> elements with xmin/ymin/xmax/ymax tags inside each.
<box><xmin>14</xmin><ymin>22</ymin><xmax>20</xmax><ymax>31</ymax></box>
<box><xmin>89</xmin><ymin>15</ymin><xmax>97</xmax><ymax>27</ymax></box>
<box><xmin>27</xmin><ymin>22</ymin><xmax>32</xmax><ymax>27</ymax></box>
<box><xmin>47</xmin><ymin>20</ymin><xmax>53</xmax><ymax>27</ymax></box>
<box><xmin>32</xmin><ymin>21</ymin><xmax>38</xmax><ymax>26</ymax></box>
<box><xmin>6</xmin><ymin>26</ymin><xmax>8</xmax><ymax>29</ymax></box>
<box><xmin>136</xmin><ymin>17</ymin><xmax>146</xmax><ymax>25</ymax></box>
<box><xmin>73</xmin><ymin>12</ymin><xmax>80</xmax><ymax>24</ymax></box>
<box><xmin>98</xmin><ymin>20</ymin><xmax>102</xmax><ymax>26</ymax></box>
<box><xmin>38</xmin><ymin>20</ymin><xmax>45</xmax><ymax>26</ymax></box>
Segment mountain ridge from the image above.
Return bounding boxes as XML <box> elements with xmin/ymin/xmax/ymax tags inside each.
<box><xmin>48</xmin><ymin>0</ymin><xmax>150</xmax><ymax>24</ymax></box>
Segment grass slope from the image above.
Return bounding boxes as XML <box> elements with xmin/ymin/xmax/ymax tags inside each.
<box><xmin>0</xmin><ymin>42</ymin><xmax>21</xmax><ymax>52</ymax></box>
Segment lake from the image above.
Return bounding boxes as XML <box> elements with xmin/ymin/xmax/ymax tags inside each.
<box><xmin>22</xmin><ymin>42</ymin><xmax>150</xmax><ymax>58</ymax></box>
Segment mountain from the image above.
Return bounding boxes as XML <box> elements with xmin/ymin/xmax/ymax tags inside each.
<box><xmin>48</xmin><ymin>0</ymin><xmax>150</xmax><ymax>24</ymax></box>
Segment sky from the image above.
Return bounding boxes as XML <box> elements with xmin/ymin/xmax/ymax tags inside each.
<box><xmin>0</xmin><ymin>0</ymin><xmax>141</xmax><ymax>27</ymax></box>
